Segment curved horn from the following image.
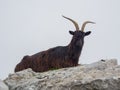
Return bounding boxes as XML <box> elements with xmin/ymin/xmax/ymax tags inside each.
<box><xmin>81</xmin><ymin>21</ymin><xmax>95</xmax><ymax>32</ymax></box>
<box><xmin>62</xmin><ymin>15</ymin><xmax>79</xmax><ymax>31</ymax></box>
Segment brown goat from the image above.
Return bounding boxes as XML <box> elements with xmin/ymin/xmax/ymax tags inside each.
<box><xmin>15</xmin><ymin>16</ymin><xmax>95</xmax><ymax>72</ymax></box>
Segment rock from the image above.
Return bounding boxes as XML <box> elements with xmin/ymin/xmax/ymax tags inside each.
<box><xmin>0</xmin><ymin>79</ymin><xmax>9</xmax><ymax>90</ymax></box>
<box><xmin>4</xmin><ymin>59</ymin><xmax>120</xmax><ymax>90</ymax></box>
<box><xmin>85</xmin><ymin>59</ymin><xmax>117</xmax><ymax>70</ymax></box>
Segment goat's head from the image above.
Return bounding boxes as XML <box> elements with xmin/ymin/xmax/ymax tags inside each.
<box><xmin>63</xmin><ymin>16</ymin><xmax>95</xmax><ymax>46</ymax></box>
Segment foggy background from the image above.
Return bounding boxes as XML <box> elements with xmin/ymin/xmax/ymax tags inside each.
<box><xmin>0</xmin><ymin>0</ymin><xmax>120</xmax><ymax>79</ymax></box>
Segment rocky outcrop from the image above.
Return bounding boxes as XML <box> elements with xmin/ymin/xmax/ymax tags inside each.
<box><xmin>3</xmin><ymin>59</ymin><xmax>120</xmax><ymax>90</ymax></box>
<box><xmin>0</xmin><ymin>79</ymin><xmax>8</xmax><ymax>90</ymax></box>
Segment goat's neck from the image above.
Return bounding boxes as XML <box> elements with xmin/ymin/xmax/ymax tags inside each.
<box><xmin>67</xmin><ymin>37</ymin><xmax>84</xmax><ymax>61</ymax></box>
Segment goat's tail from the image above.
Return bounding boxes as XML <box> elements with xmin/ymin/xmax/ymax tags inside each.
<box><xmin>14</xmin><ymin>55</ymin><xmax>30</xmax><ymax>72</ymax></box>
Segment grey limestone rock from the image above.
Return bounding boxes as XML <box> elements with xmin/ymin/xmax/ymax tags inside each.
<box><xmin>4</xmin><ymin>59</ymin><xmax>120</xmax><ymax>90</ymax></box>
<box><xmin>0</xmin><ymin>79</ymin><xmax>9</xmax><ymax>90</ymax></box>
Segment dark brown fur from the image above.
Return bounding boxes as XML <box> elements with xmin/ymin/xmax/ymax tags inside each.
<box><xmin>15</xmin><ymin>30</ymin><xmax>91</xmax><ymax>72</ymax></box>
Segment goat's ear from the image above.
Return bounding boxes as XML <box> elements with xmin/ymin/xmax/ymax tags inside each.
<box><xmin>69</xmin><ymin>31</ymin><xmax>74</xmax><ymax>35</ymax></box>
<box><xmin>85</xmin><ymin>31</ymin><xmax>91</xmax><ymax>36</ymax></box>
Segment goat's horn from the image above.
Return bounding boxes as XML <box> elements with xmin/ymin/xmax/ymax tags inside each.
<box><xmin>81</xmin><ymin>21</ymin><xmax>95</xmax><ymax>32</ymax></box>
<box><xmin>62</xmin><ymin>15</ymin><xmax>79</xmax><ymax>31</ymax></box>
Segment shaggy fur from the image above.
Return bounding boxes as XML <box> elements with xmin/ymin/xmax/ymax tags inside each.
<box><xmin>14</xmin><ymin>30</ymin><xmax>91</xmax><ymax>72</ymax></box>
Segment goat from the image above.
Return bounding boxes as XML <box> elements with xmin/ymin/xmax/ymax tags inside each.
<box><xmin>14</xmin><ymin>16</ymin><xmax>95</xmax><ymax>72</ymax></box>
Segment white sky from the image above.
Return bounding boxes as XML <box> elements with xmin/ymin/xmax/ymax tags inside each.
<box><xmin>0</xmin><ymin>0</ymin><xmax>120</xmax><ymax>79</ymax></box>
